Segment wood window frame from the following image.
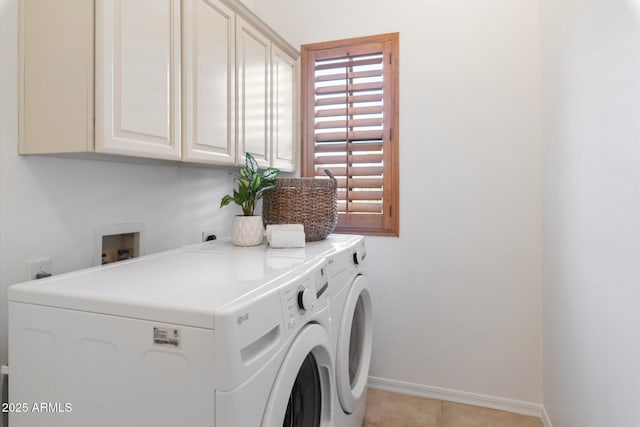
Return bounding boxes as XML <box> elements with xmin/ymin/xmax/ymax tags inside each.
<box><xmin>301</xmin><ymin>33</ymin><xmax>399</xmax><ymax>237</ymax></box>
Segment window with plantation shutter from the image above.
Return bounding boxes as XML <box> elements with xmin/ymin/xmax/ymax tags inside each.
<box><xmin>301</xmin><ymin>33</ymin><xmax>399</xmax><ymax>236</ymax></box>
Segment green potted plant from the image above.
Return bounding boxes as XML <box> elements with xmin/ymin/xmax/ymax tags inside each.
<box><xmin>220</xmin><ymin>153</ymin><xmax>279</xmax><ymax>246</ymax></box>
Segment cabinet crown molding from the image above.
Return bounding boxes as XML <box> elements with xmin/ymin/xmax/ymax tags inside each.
<box><xmin>220</xmin><ymin>0</ymin><xmax>299</xmax><ymax>58</ymax></box>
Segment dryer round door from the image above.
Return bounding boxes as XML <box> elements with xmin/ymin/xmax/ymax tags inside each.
<box><xmin>336</xmin><ymin>275</ymin><xmax>373</xmax><ymax>414</ymax></box>
<box><xmin>262</xmin><ymin>324</ymin><xmax>333</xmax><ymax>427</ymax></box>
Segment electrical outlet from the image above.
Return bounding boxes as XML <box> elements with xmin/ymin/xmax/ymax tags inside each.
<box><xmin>201</xmin><ymin>231</ymin><xmax>217</xmax><ymax>242</ymax></box>
<box><xmin>28</xmin><ymin>257</ymin><xmax>51</xmax><ymax>280</ymax></box>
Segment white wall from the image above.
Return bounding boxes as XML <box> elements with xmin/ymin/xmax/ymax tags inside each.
<box><xmin>257</xmin><ymin>0</ymin><xmax>543</xmax><ymax>404</ymax></box>
<box><xmin>541</xmin><ymin>0</ymin><xmax>640</xmax><ymax>426</ymax></box>
<box><xmin>0</xmin><ymin>0</ymin><xmax>239</xmax><ymax>370</ymax></box>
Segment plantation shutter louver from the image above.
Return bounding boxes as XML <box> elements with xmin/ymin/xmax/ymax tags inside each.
<box><xmin>301</xmin><ymin>34</ymin><xmax>399</xmax><ymax>236</ymax></box>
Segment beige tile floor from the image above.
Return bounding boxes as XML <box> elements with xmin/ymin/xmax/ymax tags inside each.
<box><xmin>364</xmin><ymin>388</ymin><xmax>543</xmax><ymax>427</ymax></box>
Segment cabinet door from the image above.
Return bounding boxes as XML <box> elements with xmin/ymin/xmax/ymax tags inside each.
<box><xmin>95</xmin><ymin>0</ymin><xmax>181</xmax><ymax>160</ymax></box>
<box><xmin>271</xmin><ymin>45</ymin><xmax>298</xmax><ymax>172</ymax></box>
<box><xmin>182</xmin><ymin>0</ymin><xmax>235</xmax><ymax>165</ymax></box>
<box><xmin>19</xmin><ymin>0</ymin><xmax>94</xmax><ymax>155</ymax></box>
<box><xmin>236</xmin><ymin>17</ymin><xmax>270</xmax><ymax>169</ymax></box>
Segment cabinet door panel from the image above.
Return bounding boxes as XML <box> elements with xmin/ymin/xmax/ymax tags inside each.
<box><xmin>237</xmin><ymin>17</ymin><xmax>270</xmax><ymax>168</ymax></box>
<box><xmin>271</xmin><ymin>46</ymin><xmax>298</xmax><ymax>172</ymax></box>
<box><xmin>182</xmin><ymin>0</ymin><xmax>235</xmax><ymax>164</ymax></box>
<box><xmin>19</xmin><ymin>0</ymin><xmax>94</xmax><ymax>154</ymax></box>
<box><xmin>96</xmin><ymin>0</ymin><xmax>181</xmax><ymax>160</ymax></box>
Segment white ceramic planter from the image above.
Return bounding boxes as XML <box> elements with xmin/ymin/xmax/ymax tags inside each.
<box><xmin>232</xmin><ymin>215</ymin><xmax>264</xmax><ymax>247</ymax></box>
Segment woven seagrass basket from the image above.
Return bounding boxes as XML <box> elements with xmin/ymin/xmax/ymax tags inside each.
<box><xmin>262</xmin><ymin>170</ymin><xmax>338</xmax><ymax>241</ymax></box>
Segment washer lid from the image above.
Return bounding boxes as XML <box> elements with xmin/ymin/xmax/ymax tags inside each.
<box><xmin>292</xmin><ymin>234</ymin><xmax>363</xmax><ymax>260</ymax></box>
<box><xmin>8</xmin><ymin>241</ymin><xmax>321</xmax><ymax>329</ymax></box>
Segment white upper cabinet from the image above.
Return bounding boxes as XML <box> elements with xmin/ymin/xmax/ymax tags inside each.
<box><xmin>19</xmin><ymin>0</ymin><xmax>299</xmax><ymax>171</ymax></box>
<box><xmin>182</xmin><ymin>0</ymin><xmax>236</xmax><ymax>165</ymax></box>
<box><xmin>95</xmin><ymin>0</ymin><xmax>182</xmax><ymax>160</ymax></box>
<box><xmin>271</xmin><ymin>45</ymin><xmax>298</xmax><ymax>172</ymax></box>
<box><xmin>236</xmin><ymin>18</ymin><xmax>299</xmax><ymax>172</ymax></box>
<box><xmin>236</xmin><ymin>16</ymin><xmax>271</xmax><ymax>169</ymax></box>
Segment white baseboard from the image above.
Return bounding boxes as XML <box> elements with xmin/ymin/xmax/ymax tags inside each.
<box><xmin>541</xmin><ymin>406</ymin><xmax>553</xmax><ymax>427</ymax></box>
<box><xmin>368</xmin><ymin>376</ymin><xmax>545</xmax><ymax>421</ymax></box>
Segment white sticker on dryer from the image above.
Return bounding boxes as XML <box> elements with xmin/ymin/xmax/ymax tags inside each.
<box><xmin>153</xmin><ymin>326</ymin><xmax>181</xmax><ymax>348</ymax></box>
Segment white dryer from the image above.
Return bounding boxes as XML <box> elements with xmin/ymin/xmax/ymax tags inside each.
<box><xmin>9</xmin><ymin>241</ymin><xmax>335</xmax><ymax>427</ymax></box>
<box><xmin>312</xmin><ymin>235</ymin><xmax>373</xmax><ymax>427</ymax></box>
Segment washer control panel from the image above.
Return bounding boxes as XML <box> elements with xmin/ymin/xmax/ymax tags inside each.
<box><xmin>351</xmin><ymin>240</ymin><xmax>368</xmax><ymax>270</ymax></box>
<box><xmin>297</xmin><ymin>287</ymin><xmax>316</xmax><ymax>312</ymax></box>
<box><xmin>314</xmin><ymin>264</ymin><xmax>329</xmax><ymax>300</ymax></box>
<box><xmin>280</xmin><ymin>260</ymin><xmax>328</xmax><ymax>335</ymax></box>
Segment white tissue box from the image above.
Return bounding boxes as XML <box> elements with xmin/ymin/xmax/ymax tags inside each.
<box><xmin>266</xmin><ymin>224</ymin><xmax>305</xmax><ymax>248</ymax></box>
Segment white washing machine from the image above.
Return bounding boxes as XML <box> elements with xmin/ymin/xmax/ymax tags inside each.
<box><xmin>8</xmin><ymin>241</ymin><xmax>335</xmax><ymax>427</ymax></box>
<box><xmin>309</xmin><ymin>235</ymin><xmax>373</xmax><ymax>427</ymax></box>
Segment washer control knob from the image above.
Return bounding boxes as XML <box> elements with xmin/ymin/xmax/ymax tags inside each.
<box><xmin>353</xmin><ymin>250</ymin><xmax>366</xmax><ymax>265</ymax></box>
<box><xmin>297</xmin><ymin>287</ymin><xmax>316</xmax><ymax>312</ymax></box>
